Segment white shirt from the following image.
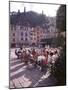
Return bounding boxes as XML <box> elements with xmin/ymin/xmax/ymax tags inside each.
<box><xmin>52</xmin><ymin>54</ymin><xmax>58</xmax><ymax>64</ymax></box>
<box><xmin>48</xmin><ymin>55</ymin><xmax>52</xmax><ymax>63</ymax></box>
<box><xmin>37</xmin><ymin>55</ymin><xmax>46</xmax><ymax>62</ymax></box>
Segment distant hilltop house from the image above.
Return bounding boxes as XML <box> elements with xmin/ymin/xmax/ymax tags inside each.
<box><xmin>9</xmin><ymin>7</ymin><xmax>58</xmax><ymax>48</ymax></box>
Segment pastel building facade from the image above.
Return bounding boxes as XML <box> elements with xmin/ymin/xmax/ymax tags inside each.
<box><xmin>9</xmin><ymin>24</ymin><xmax>48</xmax><ymax>47</ymax></box>
<box><xmin>9</xmin><ymin>16</ymin><xmax>58</xmax><ymax>47</ymax></box>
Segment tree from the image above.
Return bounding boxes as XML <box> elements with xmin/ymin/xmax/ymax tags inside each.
<box><xmin>54</xmin><ymin>5</ymin><xmax>66</xmax><ymax>85</ymax></box>
<box><xmin>10</xmin><ymin>11</ymin><xmax>49</xmax><ymax>28</ymax></box>
<box><xmin>56</xmin><ymin>5</ymin><xmax>66</xmax><ymax>46</ymax></box>
<box><xmin>56</xmin><ymin>5</ymin><xmax>66</xmax><ymax>32</ymax></box>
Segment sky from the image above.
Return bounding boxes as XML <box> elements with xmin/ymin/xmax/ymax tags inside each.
<box><xmin>10</xmin><ymin>2</ymin><xmax>60</xmax><ymax>17</ymax></box>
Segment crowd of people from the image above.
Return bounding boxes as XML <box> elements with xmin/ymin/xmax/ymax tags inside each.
<box><xmin>15</xmin><ymin>46</ymin><xmax>61</xmax><ymax>72</ymax></box>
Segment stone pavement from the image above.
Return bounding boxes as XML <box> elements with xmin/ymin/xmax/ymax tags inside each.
<box><xmin>9</xmin><ymin>49</ymin><xmax>57</xmax><ymax>89</ymax></box>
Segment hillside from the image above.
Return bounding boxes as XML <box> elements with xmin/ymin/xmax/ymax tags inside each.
<box><xmin>10</xmin><ymin>11</ymin><xmax>49</xmax><ymax>28</ymax></box>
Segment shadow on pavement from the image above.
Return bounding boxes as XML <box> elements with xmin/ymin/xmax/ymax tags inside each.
<box><xmin>10</xmin><ymin>57</ymin><xmax>57</xmax><ymax>88</ymax></box>
<box><xmin>10</xmin><ymin>60</ymin><xmax>21</xmax><ymax>66</ymax></box>
<box><xmin>10</xmin><ymin>63</ymin><xmax>25</xmax><ymax>73</ymax></box>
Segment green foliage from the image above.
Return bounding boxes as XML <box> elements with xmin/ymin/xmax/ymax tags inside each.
<box><xmin>55</xmin><ymin>44</ymin><xmax>66</xmax><ymax>85</ymax></box>
<box><xmin>56</xmin><ymin>5</ymin><xmax>66</xmax><ymax>32</ymax></box>
<box><xmin>55</xmin><ymin>5</ymin><xmax>66</xmax><ymax>85</ymax></box>
<box><xmin>56</xmin><ymin>34</ymin><xmax>65</xmax><ymax>47</ymax></box>
<box><xmin>10</xmin><ymin>11</ymin><xmax>48</xmax><ymax>28</ymax></box>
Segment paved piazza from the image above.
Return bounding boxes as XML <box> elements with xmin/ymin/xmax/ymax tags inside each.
<box><xmin>9</xmin><ymin>48</ymin><xmax>57</xmax><ymax>89</ymax></box>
